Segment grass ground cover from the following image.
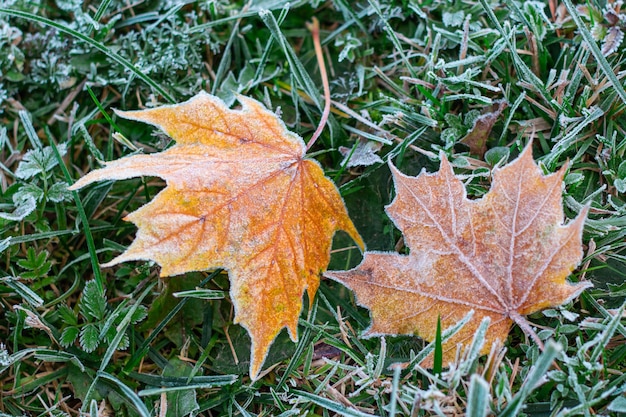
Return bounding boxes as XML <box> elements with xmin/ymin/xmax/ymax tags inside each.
<box><xmin>0</xmin><ymin>0</ymin><xmax>625</xmax><ymax>415</ymax></box>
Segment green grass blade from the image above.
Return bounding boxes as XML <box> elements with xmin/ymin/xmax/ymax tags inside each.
<box><xmin>92</xmin><ymin>0</ymin><xmax>113</xmax><ymax>23</ymax></box>
<box><xmin>433</xmin><ymin>315</ymin><xmax>443</xmax><ymax>375</ymax></box>
<box><xmin>10</xmin><ymin>367</ymin><xmax>67</xmax><ymax>397</ymax></box>
<box><xmin>47</xmin><ymin>128</ymin><xmax>104</xmax><ymax>294</ymax></box>
<box><xmin>85</xmin><ymin>85</ymin><xmax>123</xmax><ymax>133</ymax></box>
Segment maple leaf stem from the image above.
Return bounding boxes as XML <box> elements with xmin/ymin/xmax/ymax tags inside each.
<box><xmin>305</xmin><ymin>17</ymin><xmax>331</xmax><ymax>152</ymax></box>
<box><xmin>509</xmin><ymin>311</ymin><xmax>545</xmax><ymax>352</ymax></box>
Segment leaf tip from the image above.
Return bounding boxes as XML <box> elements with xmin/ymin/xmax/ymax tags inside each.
<box><xmin>348</xmin><ymin>229</ymin><xmax>366</xmax><ymax>252</ymax></box>
<box><xmin>67</xmin><ymin>168</ymin><xmax>103</xmax><ymax>191</ymax></box>
<box><xmin>437</xmin><ymin>150</ymin><xmax>454</xmax><ymax>173</ymax></box>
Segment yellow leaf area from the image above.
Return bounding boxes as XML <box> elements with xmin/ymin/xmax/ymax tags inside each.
<box><xmin>326</xmin><ymin>145</ymin><xmax>591</xmax><ymax>366</ymax></box>
<box><xmin>70</xmin><ymin>92</ymin><xmax>364</xmax><ymax>378</ymax></box>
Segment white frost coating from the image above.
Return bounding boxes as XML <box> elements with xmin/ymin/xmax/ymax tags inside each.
<box><xmin>388</xmin><ymin>162</ymin><xmax>508</xmax><ymax>310</ymax></box>
<box><xmin>327</xmin><ymin>141</ymin><xmax>591</xmax><ymax>365</ymax></box>
<box><xmin>70</xmin><ymin>92</ymin><xmax>363</xmax><ymax>379</ymax></box>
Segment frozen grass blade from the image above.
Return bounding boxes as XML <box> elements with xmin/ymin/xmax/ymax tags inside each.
<box><xmin>588</xmin><ymin>301</ymin><xmax>625</xmax><ymax>363</ymax></box>
<box><xmin>258</xmin><ymin>6</ymin><xmax>343</xmax><ymax>144</ymax></box>
<box><xmin>460</xmin><ymin>317</ymin><xmax>491</xmax><ymax>374</ymax></box>
<box><xmin>366</xmin><ymin>0</ymin><xmax>416</xmax><ymax>78</ymax></box>
<box><xmin>100</xmin><ymin>282</ymin><xmax>155</xmax><ymax>370</ymax></box>
<box><xmin>0</xmin><ymin>237</ymin><xmax>10</xmax><ymax>254</ymax></box>
<box><xmin>0</xmin><ymin>277</ymin><xmax>43</xmax><ymax>307</ymax></box>
<box><xmin>32</xmin><ymin>349</ymin><xmax>85</xmax><ymax>371</ymax></box>
<box><xmin>387</xmin><ymin>365</ymin><xmax>402</xmax><ymax>417</ymax></box>
<box><xmin>275</xmin><ymin>298</ymin><xmax>318</xmax><ymax>390</ymax></box>
<box><xmin>498</xmin><ymin>92</ymin><xmax>525</xmax><ymax>144</ymax></box>
<box><xmin>139</xmin><ymin>379</ymin><xmax>236</xmax><ymax>396</ymax></box>
<box><xmin>96</xmin><ymin>371</ymin><xmax>151</xmax><ymax>417</ymax></box>
<box><xmin>77</xmin><ymin>124</ymin><xmax>105</xmax><ymax>162</ymax></box>
<box><xmin>188</xmin><ymin>0</ymin><xmax>307</xmax><ymax>31</ymax></box>
<box><xmin>294</xmin><ymin>389</ymin><xmax>379</xmax><ymax>417</ymax></box>
<box><xmin>89</xmin><ymin>399</ymin><xmax>98</xmax><ymax>417</ymax></box>
<box><xmin>131</xmin><ymin>373</ymin><xmax>237</xmax><ymax>388</ymax></box>
<box><xmin>210</xmin><ymin>18</ymin><xmax>243</xmax><ymax>96</ymax></box>
<box><xmin>582</xmin><ymin>293</ymin><xmax>626</xmax><ymax>338</ymax></box>
<box><xmin>172</xmin><ymin>289</ymin><xmax>226</xmax><ymax>300</ymax></box>
<box><xmin>467</xmin><ymin>374</ymin><xmax>491</xmax><ymax>417</ymax></box>
<box><xmin>18</xmin><ymin>111</ymin><xmax>42</xmax><ymax>150</ymax></box>
<box><xmin>542</xmin><ymin>106</ymin><xmax>604</xmax><ymax>167</ymax></box>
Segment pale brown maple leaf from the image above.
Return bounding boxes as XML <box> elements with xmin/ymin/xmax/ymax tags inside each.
<box><xmin>326</xmin><ymin>144</ymin><xmax>591</xmax><ymax>365</ymax></box>
<box><xmin>69</xmin><ymin>92</ymin><xmax>364</xmax><ymax>378</ymax></box>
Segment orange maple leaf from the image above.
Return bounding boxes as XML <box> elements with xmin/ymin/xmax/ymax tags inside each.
<box><xmin>70</xmin><ymin>92</ymin><xmax>363</xmax><ymax>378</ymax></box>
<box><xmin>326</xmin><ymin>145</ymin><xmax>591</xmax><ymax>365</ymax></box>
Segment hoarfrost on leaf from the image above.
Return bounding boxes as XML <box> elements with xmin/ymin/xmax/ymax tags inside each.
<box><xmin>443</xmin><ymin>10</ymin><xmax>465</xmax><ymax>27</ymax></box>
<box><xmin>327</xmin><ymin>144</ymin><xmax>591</xmax><ymax>366</ymax></box>
<box><xmin>15</xmin><ymin>144</ymin><xmax>67</xmax><ymax>180</ymax></box>
<box><xmin>339</xmin><ymin>140</ymin><xmax>383</xmax><ymax>168</ymax></box>
<box><xmin>48</xmin><ymin>182</ymin><xmax>72</xmax><ymax>203</ymax></box>
<box><xmin>0</xmin><ymin>193</ymin><xmax>37</xmax><ymax>222</ymax></box>
<box><xmin>69</xmin><ymin>92</ymin><xmax>363</xmax><ymax>379</ymax></box>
